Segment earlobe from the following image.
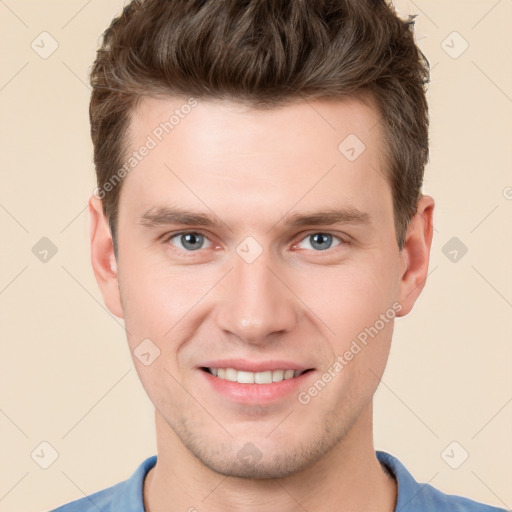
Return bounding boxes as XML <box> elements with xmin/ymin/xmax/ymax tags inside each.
<box><xmin>88</xmin><ymin>195</ymin><xmax>124</xmax><ymax>318</ymax></box>
<box><xmin>396</xmin><ymin>194</ymin><xmax>435</xmax><ymax>317</ymax></box>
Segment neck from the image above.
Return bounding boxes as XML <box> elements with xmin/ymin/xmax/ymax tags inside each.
<box><xmin>143</xmin><ymin>402</ymin><xmax>396</xmax><ymax>512</ymax></box>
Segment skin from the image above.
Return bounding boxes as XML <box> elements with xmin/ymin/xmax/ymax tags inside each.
<box><xmin>89</xmin><ymin>94</ymin><xmax>434</xmax><ymax>512</ymax></box>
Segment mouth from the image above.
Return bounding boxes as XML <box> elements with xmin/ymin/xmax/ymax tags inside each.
<box><xmin>198</xmin><ymin>359</ymin><xmax>316</xmax><ymax>404</ymax></box>
<box><xmin>200</xmin><ymin>367</ymin><xmax>313</xmax><ymax>384</ymax></box>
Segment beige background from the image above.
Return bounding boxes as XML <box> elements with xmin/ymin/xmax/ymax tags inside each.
<box><xmin>0</xmin><ymin>1</ymin><xmax>511</xmax><ymax>511</ymax></box>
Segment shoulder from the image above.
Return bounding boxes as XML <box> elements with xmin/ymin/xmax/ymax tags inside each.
<box><xmin>49</xmin><ymin>483</ymin><xmax>118</xmax><ymax>511</ymax></box>
<box><xmin>376</xmin><ymin>451</ymin><xmax>508</xmax><ymax>512</ymax></box>
<box><xmin>49</xmin><ymin>455</ymin><xmax>157</xmax><ymax>512</ymax></box>
<box><xmin>412</xmin><ymin>484</ymin><xmax>508</xmax><ymax>512</ymax></box>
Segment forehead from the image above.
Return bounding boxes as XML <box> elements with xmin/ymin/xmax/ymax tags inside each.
<box><xmin>129</xmin><ymin>94</ymin><xmax>384</xmax><ymax>159</ymax></box>
<box><xmin>119</xmin><ymin>94</ymin><xmax>392</xmax><ymax>231</ymax></box>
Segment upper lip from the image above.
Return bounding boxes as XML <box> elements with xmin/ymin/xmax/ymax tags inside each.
<box><xmin>200</xmin><ymin>359</ymin><xmax>313</xmax><ymax>372</ymax></box>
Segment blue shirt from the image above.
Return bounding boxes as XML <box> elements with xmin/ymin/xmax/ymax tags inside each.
<box><xmin>50</xmin><ymin>450</ymin><xmax>507</xmax><ymax>511</ymax></box>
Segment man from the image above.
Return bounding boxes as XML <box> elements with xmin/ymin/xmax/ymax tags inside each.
<box><xmin>52</xmin><ymin>0</ymin><xmax>506</xmax><ymax>510</ymax></box>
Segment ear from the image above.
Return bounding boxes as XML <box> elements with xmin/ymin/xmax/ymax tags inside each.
<box><xmin>88</xmin><ymin>195</ymin><xmax>124</xmax><ymax>318</ymax></box>
<box><xmin>396</xmin><ymin>194</ymin><xmax>435</xmax><ymax>317</ymax></box>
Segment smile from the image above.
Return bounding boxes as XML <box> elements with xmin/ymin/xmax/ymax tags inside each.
<box><xmin>202</xmin><ymin>367</ymin><xmax>310</xmax><ymax>384</ymax></box>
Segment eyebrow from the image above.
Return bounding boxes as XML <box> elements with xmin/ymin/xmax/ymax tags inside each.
<box><xmin>138</xmin><ymin>206</ymin><xmax>372</xmax><ymax>229</ymax></box>
<box><xmin>282</xmin><ymin>208</ymin><xmax>371</xmax><ymax>227</ymax></box>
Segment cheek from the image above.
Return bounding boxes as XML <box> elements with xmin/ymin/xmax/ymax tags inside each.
<box><xmin>118</xmin><ymin>259</ymin><xmax>200</xmax><ymax>402</ymax></box>
<box><xmin>118</xmin><ymin>246</ymin><xmax>205</xmax><ymax>338</ymax></box>
<box><xmin>296</xmin><ymin>256</ymin><xmax>399</xmax><ymax>342</ymax></box>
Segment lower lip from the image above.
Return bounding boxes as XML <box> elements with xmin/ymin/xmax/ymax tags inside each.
<box><xmin>200</xmin><ymin>369</ymin><xmax>314</xmax><ymax>404</ymax></box>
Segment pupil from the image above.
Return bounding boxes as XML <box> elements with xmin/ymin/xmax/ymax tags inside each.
<box><xmin>311</xmin><ymin>233</ymin><xmax>331</xmax><ymax>250</ymax></box>
<box><xmin>182</xmin><ymin>233</ymin><xmax>202</xmax><ymax>250</ymax></box>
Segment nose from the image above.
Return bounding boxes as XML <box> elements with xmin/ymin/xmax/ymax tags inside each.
<box><xmin>214</xmin><ymin>250</ymin><xmax>299</xmax><ymax>345</ymax></box>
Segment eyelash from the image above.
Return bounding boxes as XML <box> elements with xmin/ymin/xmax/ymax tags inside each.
<box><xmin>161</xmin><ymin>231</ymin><xmax>349</xmax><ymax>255</ymax></box>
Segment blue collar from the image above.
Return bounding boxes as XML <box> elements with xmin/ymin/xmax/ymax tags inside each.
<box><xmin>107</xmin><ymin>451</ymin><xmax>504</xmax><ymax>512</ymax></box>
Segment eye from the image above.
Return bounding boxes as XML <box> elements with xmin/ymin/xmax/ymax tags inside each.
<box><xmin>165</xmin><ymin>232</ymin><xmax>212</xmax><ymax>252</ymax></box>
<box><xmin>296</xmin><ymin>232</ymin><xmax>343</xmax><ymax>251</ymax></box>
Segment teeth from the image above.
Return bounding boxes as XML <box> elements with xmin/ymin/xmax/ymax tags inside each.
<box><xmin>207</xmin><ymin>367</ymin><xmax>306</xmax><ymax>383</ymax></box>
<box><xmin>225</xmin><ymin>368</ymin><xmax>237</xmax><ymax>382</ymax></box>
<box><xmin>255</xmin><ymin>370</ymin><xmax>272</xmax><ymax>384</ymax></box>
<box><xmin>284</xmin><ymin>369</ymin><xmax>295</xmax><ymax>379</ymax></box>
<box><xmin>237</xmin><ymin>370</ymin><xmax>255</xmax><ymax>384</ymax></box>
<box><xmin>272</xmin><ymin>369</ymin><xmax>284</xmax><ymax>382</ymax></box>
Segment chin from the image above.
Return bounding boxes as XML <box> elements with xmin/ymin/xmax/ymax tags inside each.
<box><xmin>197</xmin><ymin>447</ymin><xmax>317</xmax><ymax>479</ymax></box>
<box><xmin>178</xmin><ymin>430</ymin><xmax>339</xmax><ymax>480</ymax></box>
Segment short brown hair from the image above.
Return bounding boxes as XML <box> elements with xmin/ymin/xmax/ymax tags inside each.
<box><xmin>89</xmin><ymin>0</ymin><xmax>430</xmax><ymax>252</ymax></box>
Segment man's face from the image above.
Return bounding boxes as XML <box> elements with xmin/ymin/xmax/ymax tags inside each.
<box><xmin>109</xmin><ymin>95</ymin><xmax>409</xmax><ymax>478</ymax></box>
